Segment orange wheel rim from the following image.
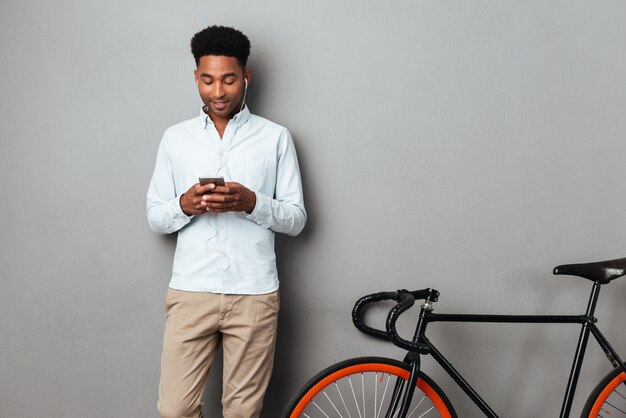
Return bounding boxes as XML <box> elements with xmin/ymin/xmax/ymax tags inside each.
<box><xmin>589</xmin><ymin>371</ymin><xmax>626</xmax><ymax>417</ymax></box>
<box><xmin>290</xmin><ymin>363</ymin><xmax>452</xmax><ymax>418</ymax></box>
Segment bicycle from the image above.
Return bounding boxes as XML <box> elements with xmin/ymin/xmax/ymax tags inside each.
<box><xmin>283</xmin><ymin>256</ymin><xmax>626</xmax><ymax>418</ymax></box>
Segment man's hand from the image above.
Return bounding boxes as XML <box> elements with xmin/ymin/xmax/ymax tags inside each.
<box><xmin>200</xmin><ymin>182</ymin><xmax>257</xmax><ymax>214</ymax></box>
<box><xmin>179</xmin><ymin>182</ymin><xmax>217</xmax><ymax>215</ymax></box>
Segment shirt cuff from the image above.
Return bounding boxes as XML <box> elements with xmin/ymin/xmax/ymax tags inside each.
<box><xmin>246</xmin><ymin>191</ymin><xmax>272</xmax><ymax>229</ymax></box>
<box><xmin>167</xmin><ymin>195</ymin><xmax>193</xmax><ymax>228</ymax></box>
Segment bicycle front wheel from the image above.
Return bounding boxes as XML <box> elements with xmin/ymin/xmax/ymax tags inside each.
<box><xmin>582</xmin><ymin>365</ymin><xmax>626</xmax><ymax>417</ymax></box>
<box><xmin>283</xmin><ymin>357</ymin><xmax>456</xmax><ymax>418</ymax></box>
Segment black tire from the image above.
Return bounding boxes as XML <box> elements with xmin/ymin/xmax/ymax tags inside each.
<box><xmin>581</xmin><ymin>365</ymin><xmax>626</xmax><ymax>417</ymax></box>
<box><xmin>282</xmin><ymin>357</ymin><xmax>457</xmax><ymax>418</ymax></box>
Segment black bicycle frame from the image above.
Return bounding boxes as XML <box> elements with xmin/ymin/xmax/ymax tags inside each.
<box><xmin>406</xmin><ymin>281</ymin><xmax>626</xmax><ymax>418</ymax></box>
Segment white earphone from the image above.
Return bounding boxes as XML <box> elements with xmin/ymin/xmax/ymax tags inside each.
<box><xmin>240</xmin><ymin>79</ymin><xmax>248</xmax><ymax>113</ymax></box>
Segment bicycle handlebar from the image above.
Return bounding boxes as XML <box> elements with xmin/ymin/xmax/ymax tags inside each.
<box><xmin>352</xmin><ymin>288</ymin><xmax>439</xmax><ymax>352</ymax></box>
<box><xmin>386</xmin><ymin>291</ymin><xmax>418</xmax><ymax>351</ymax></box>
<box><xmin>352</xmin><ymin>291</ymin><xmax>399</xmax><ymax>341</ymax></box>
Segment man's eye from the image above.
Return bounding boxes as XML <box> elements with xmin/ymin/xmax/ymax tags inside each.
<box><xmin>224</xmin><ymin>80</ymin><xmax>235</xmax><ymax>85</ymax></box>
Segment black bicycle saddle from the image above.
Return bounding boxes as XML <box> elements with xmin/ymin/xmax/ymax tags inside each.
<box><xmin>553</xmin><ymin>257</ymin><xmax>626</xmax><ymax>284</ymax></box>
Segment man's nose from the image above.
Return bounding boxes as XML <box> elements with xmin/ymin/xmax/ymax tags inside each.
<box><xmin>214</xmin><ymin>83</ymin><xmax>225</xmax><ymax>97</ymax></box>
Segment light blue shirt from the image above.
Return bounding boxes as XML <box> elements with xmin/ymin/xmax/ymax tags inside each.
<box><xmin>146</xmin><ymin>106</ymin><xmax>306</xmax><ymax>294</ymax></box>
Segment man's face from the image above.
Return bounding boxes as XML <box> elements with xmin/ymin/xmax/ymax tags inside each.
<box><xmin>194</xmin><ymin>55</ymin><xmax>249</xmax><ymax>121</ymax></box>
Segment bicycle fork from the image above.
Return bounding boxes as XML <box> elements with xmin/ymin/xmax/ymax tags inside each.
<box><xmin>384</xmin><ymin>298</ymin><xmax>435</xmax><ymax>418</ymax></box>
<box><xmin>382</xmin><ymin>352</ymin><xmax>421</xmax><ymax>418</ymax></box>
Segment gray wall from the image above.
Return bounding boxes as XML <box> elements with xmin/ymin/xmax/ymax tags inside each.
<box><xmin>2</xmin><ymin>1</ymin><xmax>626</xmax><ymax>417</ymax></box>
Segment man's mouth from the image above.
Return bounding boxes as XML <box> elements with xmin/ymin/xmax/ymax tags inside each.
<box><xmin>211</xmin><ymin>101</ymin><xmax>229</xmax><ymax>111</ymax></box>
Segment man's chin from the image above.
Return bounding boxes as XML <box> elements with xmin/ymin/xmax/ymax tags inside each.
<box><xmin>209</xmin><ymin>107</ymin><xmax>235</xmax><ymax>119</ymax></box>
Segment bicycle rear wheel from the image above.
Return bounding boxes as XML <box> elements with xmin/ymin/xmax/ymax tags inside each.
<box><xmin>582</xmin><ymin>365</ymin><xmax>626</xmax><ymax>417</ymax></box>
<box><xmin>283</xmin><ymin>357</ymin><xmax>456</xmax><ymax>418</ymax></box>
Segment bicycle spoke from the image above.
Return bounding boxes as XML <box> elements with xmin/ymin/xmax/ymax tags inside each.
<box><xmin>614</xmin><ymin>389</ymin><xmax>626</xmax><ymax>401</ymax></box>
<box><xmin>406</xmin><ymin>395</ymin><xmax>426</xmax><ymax>418</ymax></box>
<box><xmin>323</xmin><ymin>390</ymin><xmax>345</xmax><ymax>418</ymax></box>
<box><xmin>349</xmin><ymin>377</ymin><xmax>363</xmax><ymax>418</ymax></box>
<box><xmin>362</xmin><ymin>373</ymin><xmax>366</xmax><ymax>418</ymax></box>
<box><xmin>388</xmin><ymin>378</ymin><xmax>406</xmax><ymax>418</ymax></box>
<box><xmin>335</xmin><ymin>382</ymin><xmax>352</xmax><ymax>418</ymax></box>
<box><xmin>376</xmin><ymin>374</ymin><xmax>391</xmax><ymax>418</ymax></box>
<box><xmin>605</xmin><ymin>400</ymin><xmax>626</xmax><ymax>414</ymax></box>
<box><xmin>312</xmin><ymin>400</ymin><xmax>332</xmax><ymax>418</ymax></box>
<box><xmin>374</xmin><ymin>373</ymin><xmax>378</xmax><ymax>418</ymax></box>
<box><xmin>416</xmin><ymin>406</ymin><xmax>434</xmax><ymax>418</ymax></box>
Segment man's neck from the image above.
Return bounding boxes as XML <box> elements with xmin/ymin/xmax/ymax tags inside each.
<box><xmin>204</xmin><ymin>109</ymin><xmax>232</xmax><ymax>139</ymax></box>
<box><xmin>212</xmin><ymin>116</ymin><xmax>229</xmax><ymax>138</ymax></box>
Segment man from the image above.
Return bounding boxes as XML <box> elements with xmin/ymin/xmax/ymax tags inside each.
<box><xmin>147</xmin><ymin>25</ymin><xmax>306</xmax><ymax>418</ymax></box>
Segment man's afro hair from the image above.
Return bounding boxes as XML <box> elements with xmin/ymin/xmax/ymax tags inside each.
<box><xmin>190</xmin><ymin>25</ymin><xmax>251</xmax><ymax>67</ymax></box>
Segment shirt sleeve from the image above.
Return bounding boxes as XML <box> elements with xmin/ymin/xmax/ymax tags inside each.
<box><xmin>246</xmin><ymin>129</ymin><xmax>307</xmax><ymax>236</ymax></box>
<box><xmin>146</xmin><ymin>132</ymin><xmax>193</xmax><ymax>234</ymax></box>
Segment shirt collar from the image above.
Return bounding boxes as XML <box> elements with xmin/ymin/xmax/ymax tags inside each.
<box><xmin>199</xmin><ymin>105</ymin><xmax>252</xmax><ymax>129</ymax></box>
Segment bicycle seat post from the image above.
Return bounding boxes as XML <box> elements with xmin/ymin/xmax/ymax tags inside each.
<box><xmin>560</xmin><ymin>280</ymin><xmax>602</xmax><ymax>417</ymax></box>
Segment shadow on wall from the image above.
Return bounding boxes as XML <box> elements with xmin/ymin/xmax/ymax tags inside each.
<box><xmin>263</xmin><ymin>134</ymin><xmax>316</xmax><ymax>416</ymax></box>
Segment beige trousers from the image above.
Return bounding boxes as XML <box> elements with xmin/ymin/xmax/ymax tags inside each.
<box><xmin>158</xmin><ymin>288</ymin><xmax>280</xmax><ymax>418</ymax></box>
